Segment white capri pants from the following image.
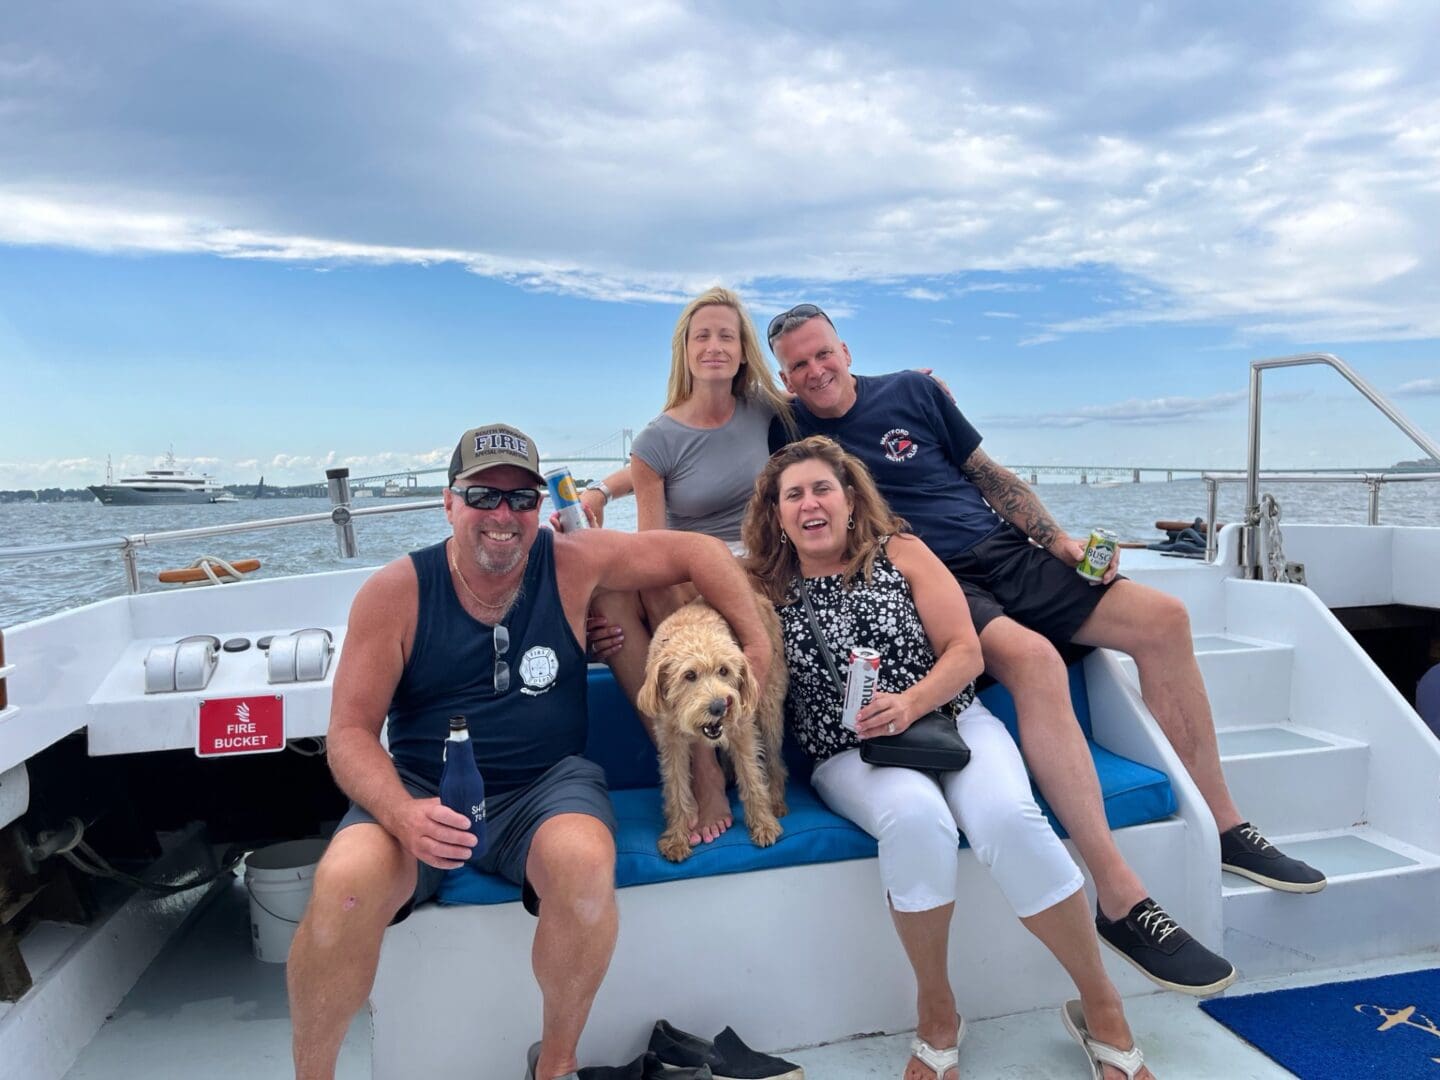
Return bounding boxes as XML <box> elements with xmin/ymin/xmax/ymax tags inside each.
<box><xmin>810</xmin><ymin>700</ymin><xmax>1084</xmax><ymax>918</ymax></box>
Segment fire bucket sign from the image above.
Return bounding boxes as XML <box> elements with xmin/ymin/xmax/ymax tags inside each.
<box><xmin>197</xmin><ymin>695</ymin><xmax>285</xmax><ymax>757</ymax></box>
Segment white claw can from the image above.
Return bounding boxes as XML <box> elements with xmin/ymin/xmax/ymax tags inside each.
<box><xmin>841</xmin><ymin>647</ymin><xmax>881</xmax><ymax>732</ymax></box>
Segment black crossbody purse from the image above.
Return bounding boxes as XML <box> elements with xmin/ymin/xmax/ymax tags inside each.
<box><xmin>795</xmin><ymin>576</ymin><xmax>971</xmax><ymax>773</ymax></box>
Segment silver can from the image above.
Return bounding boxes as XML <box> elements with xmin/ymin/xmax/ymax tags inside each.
<box><xmin>1076</xmin><ymin>528</ymin><xmax>1120</xmax><ymax>584</ymax></box>
<box><xmin>841</xmin><ymin>647</ymin><xmax>881</xmax><ymax>732</ymax></box>
<box><xmin>543</xmin><ymin>467</ymin><xmax>589</xmax><ymax>532</ymax></box>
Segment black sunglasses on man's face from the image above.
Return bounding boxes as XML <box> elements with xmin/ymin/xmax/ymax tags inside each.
<box><xmin>766</xmin><ymin>303</ymin><xmax>833</xmax><ymax>347</ymax></box>
<box><xmin>449</xmin><ymin>485</ymin><xmax>542</xmax><ymax>512</ymax></box>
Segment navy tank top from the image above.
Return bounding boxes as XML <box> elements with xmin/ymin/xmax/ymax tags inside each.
<box><xmin>386</xmin><ymin>530</ymin><xmax>588</xmax><ymax>796</ymax></box>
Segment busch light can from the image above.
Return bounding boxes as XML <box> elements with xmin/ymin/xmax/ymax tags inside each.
<box><xmin>544</xmin><ymin>467</ymin><xmax>589</xmax><ymax>532</ymax></box>
<box><xmin>841</xmin><ymin>647</ymin><xmax>881</xmax><ymax>732</ymax></box>
<box><xmin>1077</xmin><ymin>528</ymin><xmax>1120</xmax><ymax>584</ymax></box>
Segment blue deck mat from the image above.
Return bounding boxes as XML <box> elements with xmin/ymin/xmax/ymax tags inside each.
<box><xmin>1200</xmin><ymin>967</ymin><xmax>1440</xmax><ymax>1078</ymax></box>
<box><xmin>438</xmin><ymin>662</ymin><xmax>1175</xmax><ymax>906</ymax></box>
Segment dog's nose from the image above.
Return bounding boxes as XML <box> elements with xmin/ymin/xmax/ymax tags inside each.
<box><xmin>707</xmin><ymin>698</ymin><xmax>727</xmax><ymax>718</ymax></box>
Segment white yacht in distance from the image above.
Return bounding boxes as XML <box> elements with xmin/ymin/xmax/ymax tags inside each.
<box><xmin>88</xmin><ymin>451</ymin><xmax>232</xmax><ymax>506</ymax></box>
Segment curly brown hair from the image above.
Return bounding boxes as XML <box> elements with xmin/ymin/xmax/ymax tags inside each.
<box><xmin>742</xmin><ymin>436</ymin><xmax>909</xmax><ymax>605</ymax></box>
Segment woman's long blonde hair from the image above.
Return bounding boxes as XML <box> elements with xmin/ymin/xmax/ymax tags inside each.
<box><xmin>664</xmin><ymin>287</ymin><xmax>793</xmax><ymax>430</ymax></box>
<box><xmin>743</xmin><ymin>436</ymin><xmax>909</xmax><ymax>605</ymax></box>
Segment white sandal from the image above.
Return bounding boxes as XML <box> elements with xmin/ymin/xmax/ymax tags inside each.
<box><xmin>909</xmin><ymin>1015</ymin><xmax>965</xmax><ymax>1079</ymax></box>
<box><xmin>1061</xmin><ymin>999</ymin><xmax>1146</xmax><ymax>1079</ymax></box>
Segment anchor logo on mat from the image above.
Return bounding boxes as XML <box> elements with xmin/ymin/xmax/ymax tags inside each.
<box><xmin>881</xmin><ymin>428</ymin><xmax>918</xmax><ymax>463</ymax></box>
<box><xmin>1354</xmin><ymin>1002</ymin><xmax>1440</xmax><ymax>1066</ymax></box>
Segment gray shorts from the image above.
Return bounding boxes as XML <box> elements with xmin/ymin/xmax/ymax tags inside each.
<box><xmin>335</xmin><ymin>755</ymin><xmax>616</xmax><ymax>921</ymax></box>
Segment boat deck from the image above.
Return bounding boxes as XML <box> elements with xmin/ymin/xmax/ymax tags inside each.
<box><xmin>60</xmin><ymin>873</ymin><xmax>1438</xmax><ymax>1079</ymax></box>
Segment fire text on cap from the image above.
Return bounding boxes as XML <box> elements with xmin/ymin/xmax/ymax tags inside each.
<box><xmin>475</xmin><ymin>431</ymin><xmax>529</xmax><ymax>456</ymax></box>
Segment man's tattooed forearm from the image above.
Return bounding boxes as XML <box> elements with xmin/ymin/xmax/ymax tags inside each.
<box><xmin>963</xmin><ymin>455</ymin><xmax>1063</xmax><ymax>549</ymax></box>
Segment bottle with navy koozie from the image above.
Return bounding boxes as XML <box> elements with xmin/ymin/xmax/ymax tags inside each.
<box><xmin>439</xmin><ymin>715</ymin><xmax>487</xmax><ymax>857</ymax></box>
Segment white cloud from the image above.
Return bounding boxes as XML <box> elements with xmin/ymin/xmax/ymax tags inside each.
<box><xmin>983</xmin><ymin>311</ymin><xmax>1020</xmax><ymax>319</ymax></box>
<box><xmin>1397</xmin><ymin>377</ymin><xmax>1440</xmax><ymax>395</ymax></box>
<box><xmin>987</xmin><ymin>390</ymin><xmax>1250</xmax><ymax>428</ymax></box>
<box><xmin>0</xmin><ymin>2</ymin><xmax>1437</xmax><ymax>338</ymax></box>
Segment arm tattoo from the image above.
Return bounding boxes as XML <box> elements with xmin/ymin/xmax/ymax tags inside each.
<box><xmin>961</xmin><ymin>449</ymin><xmax>1064</xmax><ymax>549</ymax></box>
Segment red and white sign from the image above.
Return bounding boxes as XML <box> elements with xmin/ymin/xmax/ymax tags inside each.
<box><xmin>197</xmin><ymin>695</ymin><xmax>285</xmax><ymax>757</ymax></box>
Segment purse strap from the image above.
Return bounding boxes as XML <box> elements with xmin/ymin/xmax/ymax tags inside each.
<box><xmin>795</xmin><ymin>574</ymin><xmax>847</xmax><ymax>696</ymax></box>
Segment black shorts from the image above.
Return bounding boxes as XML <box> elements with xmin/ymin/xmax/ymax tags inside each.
<box><xmin>947</xmin><ymin>523</ymin><xmax>1123</xmax><ymax>647</ymax></box>
<box><xmin>335</xmin><ymin>755</ymin><xmax>616</xmax><ymax>921</ymax></box>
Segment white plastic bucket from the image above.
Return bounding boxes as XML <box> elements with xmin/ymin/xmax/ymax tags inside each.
<box><xmin>244</xmin><ymin>837</ymin><xmax>328</xmax><ymax>963</ymax></box>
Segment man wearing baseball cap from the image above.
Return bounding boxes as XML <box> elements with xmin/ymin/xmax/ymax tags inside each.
<box><xmin>288</xmin><ymin>422</ymin><xmax>772</xmax><ymax>1080</ymax></box>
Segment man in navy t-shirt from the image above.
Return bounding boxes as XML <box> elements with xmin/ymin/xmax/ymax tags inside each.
<box><xmin>766</xmin><ymin>304</ymin><xmax>1326</xmax><ymax>996</ymax></box>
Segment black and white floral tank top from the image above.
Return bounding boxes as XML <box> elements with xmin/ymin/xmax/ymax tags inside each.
<box><xmin>779</xmin><ymin>538</ymin><xmax>977</xmax><ymax>764</ymax></box>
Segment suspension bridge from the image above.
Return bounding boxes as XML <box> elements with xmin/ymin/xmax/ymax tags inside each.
<box><xmin>274</xmin><ymin>426</ymin><xmax>1416</xmax><ymax>498</ymax></box>
<box><xmin>276</xmin><ymin>430</ymin><xmax>636</xmax><ymax>497</ymax></box>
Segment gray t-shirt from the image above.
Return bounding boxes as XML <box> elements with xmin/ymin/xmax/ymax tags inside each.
<box><xmin>630</xmin><ymin>397</ymin><xmax>775</xmax><ymax>544</ymax></box>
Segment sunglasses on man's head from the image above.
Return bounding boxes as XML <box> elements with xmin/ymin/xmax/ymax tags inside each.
<box><xmin>766</xmin><ymin>303</ymin><xmax>832</xmax><ymax>346</ymax></box>
<box><xmin>449</xmin><ymin>485</ymin><xmax>542</xmax><ymax>512</ymax></box>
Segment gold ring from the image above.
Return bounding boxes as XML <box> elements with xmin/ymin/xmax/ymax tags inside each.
<box><xmin>887</xmin><ymin>722</ymin><xmax>896</xmax><ymax>735</ymax></box>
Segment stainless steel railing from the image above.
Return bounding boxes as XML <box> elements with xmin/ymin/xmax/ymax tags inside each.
<box><xmin>1203</xmin><ymin>471</ymin><xmax>1440</xmax><ymax>562</ymax></box>
<box><xmin>1240</xmin><ymin>353</ymin><xmax>1440</xmax><ymax>578</ymax></box>
<box><xmin>0</xmin><ymin>496</ymin><xmax>443</xmax><ymax>594</ymax></box>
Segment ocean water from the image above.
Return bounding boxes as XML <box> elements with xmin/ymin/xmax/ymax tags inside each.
<box><xmin>2</xmin><ymin>479</ymin><xmax>1437</xmax><ymax>627</ymax></box>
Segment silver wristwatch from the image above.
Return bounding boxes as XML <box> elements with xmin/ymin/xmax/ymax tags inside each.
<box><xmin>585</xmin><ymin>480</ymin><xmax>612</xmax><ymax>504</ymax></box>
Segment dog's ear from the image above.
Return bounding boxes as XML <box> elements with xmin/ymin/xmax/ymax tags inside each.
<box><xmin>735</xmin><ymin>652</ymin><xmax>761</xmax><ymax>717</ymax></box>
<box><xmin>636</xmin><ymin>654</ymin><xmax>667</xmax><ymax>719</ymax></box>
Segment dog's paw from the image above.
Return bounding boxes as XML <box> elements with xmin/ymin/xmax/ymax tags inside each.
<box><xmin>748</xmin><ymin>816</ymin><xmax>782</xmax><ymax>848</ymax></box>
<box><xmin>658</xmin><ymin>830</ymin><xmax>693</xmax><ymax>863</ymax></box>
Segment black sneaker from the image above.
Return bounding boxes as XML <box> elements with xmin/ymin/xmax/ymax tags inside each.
<box><xmin>649</xmin><ymin>1020</ymin><xmax>804</xmax><ymax>1080</ymax></box>
<box><xmin>1221</xmin><ymin>822</ymin><xmax>1327</xmax><ymax>893</ymax></box>
<box><xmin>1095</xmin><ymin>898</ymin><xmax>1237</xmax><ymax>996</ymax></box>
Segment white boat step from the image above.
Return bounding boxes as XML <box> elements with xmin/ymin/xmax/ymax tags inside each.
<box><xmin>0</xmin><ymin>704</ymin><xmax>18</xmax><ymax>725</ymax></box>
<box><xmin>1113</xmin><ymin>636</ymin><xmax>1294</xmax><ymax>729</ymax></box>
<box><xmin>1218</xmin><ymin>725</ymin><xmax>1369</xmax><ymax>836</ymax></box>
<box><xmin>1221</xmin><ymin>827</ymin><xmax>1440</xmax><ymax>978</ymax></box>
<box><xmin>0</xmin><ymin>663</ymin><xmax>16</xmax><ymax>679</ymax></box>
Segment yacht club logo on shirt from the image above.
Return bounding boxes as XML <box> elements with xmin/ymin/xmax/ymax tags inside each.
<box><xmin>882</xmin><ymin>428</ymin><xmax>919</xmax><ymax>462</ymax></box>
<box><xmin>519</xmin><ymin>645</ymin><xmax>559</xmax><ymax>696</ymax></box>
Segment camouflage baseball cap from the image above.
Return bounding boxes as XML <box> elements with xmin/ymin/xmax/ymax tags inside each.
<box><xmin>448</xmin><ymin>423</ymin><xmax>544</xmax><ymax>486</ymax></box>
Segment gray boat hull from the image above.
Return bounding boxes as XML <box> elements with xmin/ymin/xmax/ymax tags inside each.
<box><xmin>88</xmin><ymin>485</ymin><xmax>221</xmax><ymax>506</ymax></box>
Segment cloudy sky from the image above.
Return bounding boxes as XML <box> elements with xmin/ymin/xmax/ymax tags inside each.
<box><xmin>2</xmin><ymin>0</ymin><xmax>1438</xmax><ymax>488</ymax></box>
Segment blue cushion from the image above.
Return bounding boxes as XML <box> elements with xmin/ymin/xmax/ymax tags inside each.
<box><xmin>436</xmin><ymin>661</ymin><xmax>1174</xmax><ymax>907</ymax></box>
<box><xmin>437</xmin><ymin>784</ymin><xmax>876</xmax><ymax>906</ymax></box>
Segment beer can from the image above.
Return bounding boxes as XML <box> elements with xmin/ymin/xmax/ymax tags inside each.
<box><xmin>841</xmin><ymin>647</ymin><xmax>881</xmax><ymax>732</ymax></box>
<box><xmin>1076</xmin><ymin>528</ymin><xmax>1119</xmax><ymax>584</ymax></box>
<box><xmin>543</xmin><ymin>467</ymin><xmax>589</xmax><ymax>532</ymax></box>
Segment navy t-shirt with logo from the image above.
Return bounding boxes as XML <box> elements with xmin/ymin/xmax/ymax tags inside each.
<box><xmin>768</xmin><ymin>370</ymin><xmax>1004</xmax><ymax>561</ymax></box>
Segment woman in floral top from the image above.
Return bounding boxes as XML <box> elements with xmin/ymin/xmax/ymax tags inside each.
<box><xmin>743</xmin><ymin>437</ymin><xmax>1150</xmax><ymax>1080</ymax></box>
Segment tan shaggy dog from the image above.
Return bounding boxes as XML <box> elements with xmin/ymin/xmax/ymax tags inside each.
<box><xmin>637</xmin><ymin>596</ymin><xmax>789</xmax><ymax>862</ymax></box>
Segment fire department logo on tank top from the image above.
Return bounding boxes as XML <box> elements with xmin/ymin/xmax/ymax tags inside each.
<box><xmin>519</xmin><ymin>645</ymin><xmax>559</xmax><ymax>696</ymax></box>
<box><xmin>881</xmin><ymin>428</ymin><xmax>919</xmax><ymax>462</ymax></box>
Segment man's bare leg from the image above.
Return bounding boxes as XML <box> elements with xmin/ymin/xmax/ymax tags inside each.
<box><xmin>289</xmin><ymin>824</ymin><xmax>417</xmax><ymax>1080</ymax></box>
<box><xmin>526</xmin><ymin>814</ymin><xmax>619</xmax><ymax>1079</ymax></box>
<box><xmin>980</xmin><ymin>616</ymin><xmax>1147</xmax><ymax>921</ymax></box>
<box><xmin>1074</xmin><ymin>581</ymin><xmax>1243</xmax><ymax>832</ymax></box>
<box><xmin>590</xmin><ymin>589</ymin><xmax>732</xmax><ymax>843</ymax></box>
